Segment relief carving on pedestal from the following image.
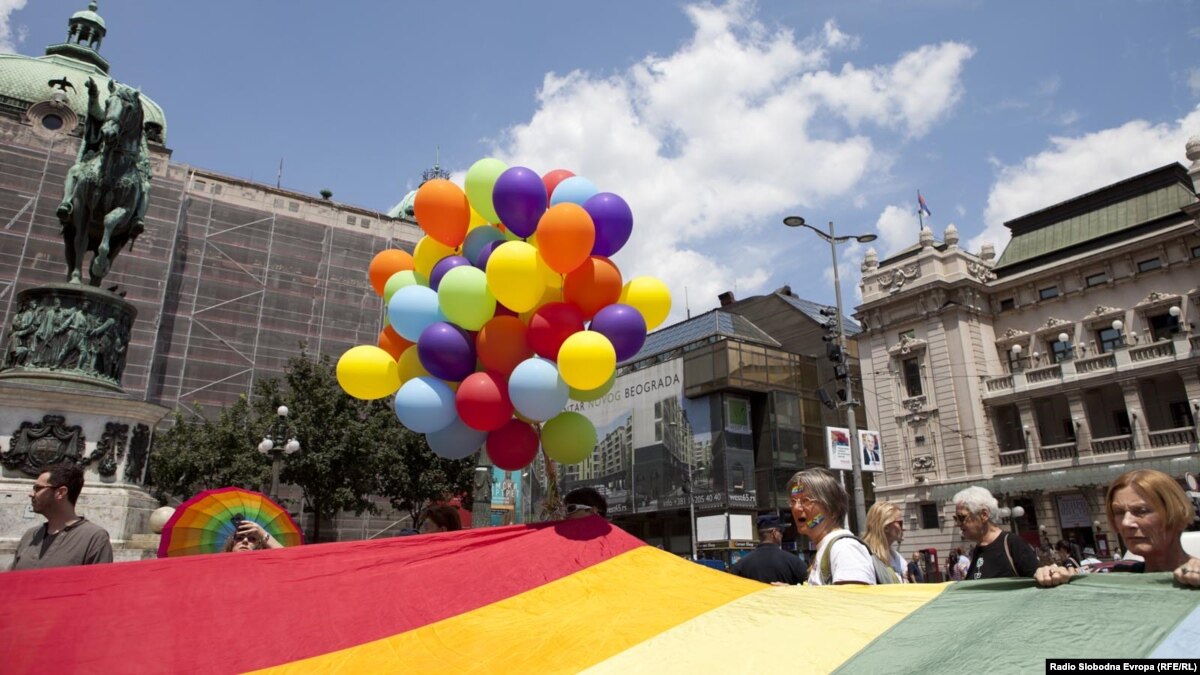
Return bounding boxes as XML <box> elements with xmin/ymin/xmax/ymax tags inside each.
<box><xmin>0</xmin><ymin>414</ymin><xmax>86</xmax><ymax>476</ymax></box>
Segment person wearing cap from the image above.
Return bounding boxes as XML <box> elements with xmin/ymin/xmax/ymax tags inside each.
<box><xmin>563</xmin><ymin>487</ymin><xmax>608</xmax><ymax>520</ymax></box>
<box><xmin>730</xmin><ymin>515</ymin><xmax>807</xmax><ymax>585</ymax></box>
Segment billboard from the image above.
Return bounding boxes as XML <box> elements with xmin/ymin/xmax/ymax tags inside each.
<box><xmin>542</xmin><ymin>358</ymin><xmax>756</xmax><ymax>516</ymax></box>
<box><xmin>826</xmin><ymin>427</ymin><xmax>884</xmax><ymax>473</ymax></box>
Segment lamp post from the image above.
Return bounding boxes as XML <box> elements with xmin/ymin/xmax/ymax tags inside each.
<box><xmin>783</xmin><ymin>216</ymin><xmax>877</xmax><ymax>531</ymax></box>
<box><xmin>257</xmin><ymin>405</ymin><xmax>300</xmax><ymax>502</ymax></box>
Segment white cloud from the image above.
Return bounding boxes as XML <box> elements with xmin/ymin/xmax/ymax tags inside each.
<box><xmin>873</xmin><ymin>204</ymin><xmax>922</xmax><ymax>257</ymax></box>
<box><xmin>488</xmin><ymin>1</ymin><xmax>973</xmax><ymax>323</ymax></box>
<box><xmin>966</xmin><ymin>105</ymin><xmax>1200</xmax><ymax>254</ymax></box>
<box><xmin>0</xmin><ymin>0</ymin><xmax>27</xmax><ymax>53</ymax></box>
<box><xmin>1188</xmin><ymin>68</ymin><xmax>1200</xmax><ymax>98</ymax></box>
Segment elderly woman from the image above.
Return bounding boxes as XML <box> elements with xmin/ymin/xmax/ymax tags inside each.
<box><xmin>1036</xmin><ymin>469</ymin><xmax>1200</xmax><ymax>587</ymax></box>
<box><xmin>788</xmin><ymin>468</ymin><xmax>877</xmax><ymax>585</ymax></box>
<box><xmin>862</xmin><ymin>501</ymin><xmax>905</xmax><ymax>582</ymax></box>
<box><xmin>223</xmin><ymin>519</ymin><xmax>284</xmax><ymax>552</ymax></box>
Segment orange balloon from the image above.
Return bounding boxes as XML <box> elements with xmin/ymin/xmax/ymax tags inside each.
<box><xmin>378</xmin><ymin>325</ymin><xmax>414</xmax><ymax>360</ymax></box>
<box><xmin>563</xmin><ymin>257</ymin><xmax>622</xmax><ymax>320</ymax></box>
<box><xmin>414</xmin><ymin>179</ymin><xmax>470</xmax><ymax>248</ymax></box>
<box><xmin>476</xmin><ymin>315</ymin><xmax>533</xmax><ymax>376</ymax></box>
<box><xmin>536</xmin><ymin>203</ymin><xmax>595</xmax><ymax>274</ymax></box>
<box><xmin>368</xmin><ymin>249</ymin><xmax>414</xmax><ymax>296</ymax></box>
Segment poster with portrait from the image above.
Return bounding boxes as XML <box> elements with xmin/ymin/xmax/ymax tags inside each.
<box><xmin>859</xmin><ymin>429</ymin><xmax>883</xmax><ymax>473</ymax></box>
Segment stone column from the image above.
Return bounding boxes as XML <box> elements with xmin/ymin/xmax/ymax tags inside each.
<box><xmin>1119</xmin><ymin>382</ymin><xmax>1150</xmax><ymax>451</ymax></box>
<box><xmin>1067</xmin><ymin>394</ymin><xmax>1090</xmax><ymax>457</ymax></box>
<box><xmin>1017</xmin><ymin>402</ymin><xmax>1039</xmax><ymax>462</ymax></box>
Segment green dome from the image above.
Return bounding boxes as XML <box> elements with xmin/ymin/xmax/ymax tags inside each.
<box><xmin>388</xmin><ymin>189</ymin><xmax>417</xmax><ymax>220</ymax></box>
<box><xmin>0</xmin><ymin>53</ymin><xmax>168</xmax><ymax>144</ymax></box>
<box><xmin>71</xmin><ymin>7</ymin><xmax>106</xmax><ymax>30</ymax></box>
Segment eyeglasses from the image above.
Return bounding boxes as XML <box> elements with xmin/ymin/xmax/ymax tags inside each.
<box><xmin>952</xmin><ymin>513</ymin><xmax>973</xmax><ymax>524</ymax></box>
<box><xmin>564</xmin><ymin>503</ymin><xmax>596</xmax><ymax>515</ymax></box>
<box><xmin>234</xmin><ymin>533</ymin><xmax>262</xmax><ymax>543</ymax></box>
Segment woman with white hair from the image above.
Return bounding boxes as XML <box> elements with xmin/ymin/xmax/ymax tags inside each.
<box><xmin>952</xmin><ymin>486</ymin><xmax>1039</xmax><ymax>580</ymax></box>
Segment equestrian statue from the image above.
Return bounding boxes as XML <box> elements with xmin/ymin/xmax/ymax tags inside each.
<box><xmin>56</xmin><ymin>77</ymin><xmax>151</xmax><ymax>286</ymax></box>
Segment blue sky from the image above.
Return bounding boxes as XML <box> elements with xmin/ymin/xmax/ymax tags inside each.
<box><xmin>4</xmin><ymin>1</ymin><xmax>1198</xmax><ymax>324</ymax></box>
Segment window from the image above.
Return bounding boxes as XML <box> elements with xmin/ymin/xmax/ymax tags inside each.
<box><xmin>902</xmin><ymin>357</ymin><xmax>922</xmax><ymax>397</ymax></box>
<box><xmin>1085</xmin><ymin>272</ymin><xmax>1107</xmax><ymax>287</ymax></box>
<box><xmin>1168</xmin><ymin>401</ymin><xmax>1195</xmax><ymax>428</ymax></box>
<box><xmin>1148</xmin><ymin>312</ymin><xmax>1178</xmax><ymax>342</ymax></box>
<box><xmin>914</xmin><ymin>435</ymin><xmax>925</xmax><ymax>445</ymax></box>
<box><xmin>1192</xmin><ymin>244</ymin><xmax>1200</xmax><ymax>259</ymax></box>
<box><xmin>1136</xmin><ymin>257</ymin><xmax>1161</xmax><ymax>272</ymax></box>
<box><xmin>41</xmin><ymin>114</ymin><xmax>63</xmax><ymax>130</ymax></box>
<box><xmin>1050</xmin><ymin>339</ymin><xmax>1072</xmax><ymax>363</ymax></box>
<box><xmin>288</xmin><ymin>201</ymin><xmax>300</xmax><ymax>212</ymax></box>
<box><xmin>1038</xmin><ymin>286</ymin><xmax>1059</xmax><ymax>300</ymax></box>
<box><xmin>360</xmin><ymin>219</ymin><xmax>372</xmax><ymax>229</ymax></box>
<box><xmin>919</xmin><ymin>503</ymin><xmax>940</xmax><ymax>530</ymax></box>
<box><xmin>1006</xmin><ymin>347</ymin><xmax>1024</xmax><ymax>372</ymax></box>
<box><xmin>999</xmin><ymin>298</ymin><xmax>1015</xmax><ymax>311</ymax></box>
<box><xmin>211</xmin><ymin>184</ymin><xmax>222</xmax><ymax>195</ymax></box>
<box><xmin>346</xmin><ymin>215</ymin><xmax>357</xmax><ymax>226</ymax></box>
<box><xmin>1097</xmin><ymin>327</ymin><xmax>1122</xmax><ymax>353</ymax></box>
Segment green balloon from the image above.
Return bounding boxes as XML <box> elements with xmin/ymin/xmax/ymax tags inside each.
<box><xmin>465</xmin><ymin>157</ymin><xmax>508</xmax><ymax>224</ymax></box>
<box><xmin>437</xmin><ymin>266</ymin><xmax>496</xmax><ymax>331</ymax></box>
<box><xmin>383</xmin><ymin>270</ymin><xmax>423</xmax><ymax>304</ymax></box>
<box><xmin>568</xmin><ymin>372</ymin><xmax>615</xmax><ymax>402</ymax></box>
<box><xmin>541</xmin><ymin>411</ymin><xmax>597</xmax><ymax>465</ymax></box>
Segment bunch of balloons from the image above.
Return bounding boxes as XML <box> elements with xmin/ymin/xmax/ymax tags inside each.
<box><xmin>336</xmin><ymin>159</ymin><xmax>670</xmax><ymax>473</ymax></box>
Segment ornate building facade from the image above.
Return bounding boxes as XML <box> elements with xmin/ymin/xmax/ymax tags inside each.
<box><xmin>856</xmin><ymin>150</ymin><xmax>1200</xmax><ymax>561</ymax></box>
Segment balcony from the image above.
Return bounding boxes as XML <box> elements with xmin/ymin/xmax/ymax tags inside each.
<box><xmin>1026</xmin><ymin>364</ymin><xmax>1061</xmax><ymax>385</ymax></box>
<box><xmin>1148</xmin><ymin>427</ymin><xmax>1197</xmax><ymax>448</ymax></box>
<box><xmin>1091</xmin><ymin>434</ymin><xmax>1133</xmax><ymax>455</ymax></box>
<box><xmin>1038</xmin><ymin>442</ymin><xmax>1078</xmax><ymax>462</ymax></box>
<box><xmin>985</xmin><ymin>375</ymin><xmax>1013</xmax><ymax>393</ymax></box>
<box><xmin>998</xmin><ymin>448</ymin><xmax>1027</xmax><ymax>466</ymax></box>
<box><xmin>1129</xmin><ymin>341</ymin><xmax>1174</xmax><ymax>362</ymax></box>
<box><xmin>1075</xmin><ymin>353</ymin><xmax>1115</xmax><ymax>374</ymax></box>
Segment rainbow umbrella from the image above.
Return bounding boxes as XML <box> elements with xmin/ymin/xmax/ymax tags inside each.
<box><xmin>157</xmin><ymin>486</ymin><xmax>304</xmax><ymax>558</ymax></box>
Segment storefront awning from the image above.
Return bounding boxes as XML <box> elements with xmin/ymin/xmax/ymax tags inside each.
<box><xmin>929</xmin><ymin>454</ymin><xmax>1200</xmax><ymax>501</ymax></box>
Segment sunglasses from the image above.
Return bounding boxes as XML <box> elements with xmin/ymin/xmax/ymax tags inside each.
<box><xmin>234</xmin><ymin>533</ymin><xmax>262</xmax><ymax>543</ymax></box>
<box><xmin>952</xmin><ymin>514</ymin><xmax>973</xmax><ymax>524</ymax></box>
<box><xmin>564</xmin><ymin>503</ymin><xmax>596</xmax><ymax>515</ymax></box>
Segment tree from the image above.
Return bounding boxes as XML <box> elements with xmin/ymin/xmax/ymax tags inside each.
<box><xmin>148</xmin><ymin>398</ymin><xmax>271</xmax><ymax>504</ymax></box>
<box><xmin>375</xmin><ymin>429</ymin><xmax>477</xmax><ymax>528</ymax></box>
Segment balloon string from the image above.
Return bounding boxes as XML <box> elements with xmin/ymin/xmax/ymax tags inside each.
<box><xmin>539</xmin><ymin>443</ymin><xmax>562</xmax><ymax>521</ymax></box>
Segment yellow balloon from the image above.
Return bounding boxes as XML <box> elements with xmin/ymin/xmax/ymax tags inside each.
<box><xmin>396</xmin><ymin>344</ymin><xmax>429</xmax><ymax>384</ymax></box>
<box><xmin>468</xmin><ymin>207</ymin><xmax>488</xmax><ymax>230</ymax></box>
<box><xmin>536</xmin><ymin>249</ymin><xmax>564</xmax><ymax>289</ymax></box>
<box><xmin>336</xmin><ymin>345</ymin><xmax>401</xmax><ymax>400</ymax></box>
<box><xmin>620</xmin><ymin>276</ymin><xmax>672</xmax><ymax>330</ymax></box>
<box><xmin>518</xmin><ymin>284</ymin><xmax>564</xmax><ymax>323</ymax></box>
<box><xmin>557</xmin><ymin>331</ymin><xmax>616</xmax><ymax>390</ymax></box>
<box><xmin>413</xmin><ymin>235</ymin><xmax>456</xmax><ymax>280</ymax></box>
<box><xmin>485</xmin><ymin>241</ymin><xmax>543</xmax><ymax>312</ymax></box>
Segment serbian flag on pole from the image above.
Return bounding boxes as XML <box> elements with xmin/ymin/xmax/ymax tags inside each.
<box><xmin>917</xmin><ymin>191</ymin><xmax>932</xmax><ymax>217</ymax></box>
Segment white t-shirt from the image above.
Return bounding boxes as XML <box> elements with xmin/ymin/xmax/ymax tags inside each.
<box><xmin>889</xmin><ymin>548</ymin><xmax>907</xmax><ymax>582</ymax></box>
<box><xmin>808</xmin><ymin>528</ymin><xmax>877</xmax><ymax>586</ymax></box>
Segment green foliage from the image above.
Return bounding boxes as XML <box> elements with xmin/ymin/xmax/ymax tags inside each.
<box><xmin>148</xmin><ymin>350</ymin><xmax>478</xmax><ymax>543</ymax></box>
<box><xmin>147</xmin><ymin>398</ymin><xmax>271</xmax><ymax>504</ymax></box>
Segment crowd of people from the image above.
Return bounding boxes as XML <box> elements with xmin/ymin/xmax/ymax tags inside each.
<box><xmin>9</xmin><ymin>462</ymin><xmax>1199</xmax><ymax>594</ymax></box>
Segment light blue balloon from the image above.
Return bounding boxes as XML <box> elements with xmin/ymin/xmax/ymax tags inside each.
<box><xmin>508</xmin><ymin>357</ymin><xmax>569</xmax><ymax>422</ymax></box>
<box><xmin>426</xmin><ymin>417</ymin><xmax>487</xmax><ymax>460</ymax></box>
<box><xmin>393</xmin><ymin>376</ymin><xmax>456</xmax><ymax>433</ymax></box>
<box><xmin>463</xmin><ymin>225</ymin><xmax>508</xmax><ymax>263</ymax></box>
<box><xmin>388</xmin><ymin>285</ymin><xmax>445</xmax><ymax>342</ymax></box>
<box><xmin>549</xmin><ymin>176</ymin><xmax>598</xmax><ymax>206</ymax></box>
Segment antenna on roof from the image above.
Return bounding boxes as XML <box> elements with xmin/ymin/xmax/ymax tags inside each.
<box><xmin>685</xmin><ymin>286</ymin><xmax>691</xmax><ymax>319</ymax></box>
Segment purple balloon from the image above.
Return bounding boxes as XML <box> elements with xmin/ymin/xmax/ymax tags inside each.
<box><xmin>589</xmin><ymin>303</ymin><xmax>646</xmax><ymax>361</ymax></box>
<box><xmin>492</xmin><ymin>167</ymin><xmax>548</xmax><ymax>239</ymax></box>
<box><xmin>429</xmin><ymin>255</ymin><xmax>471</xmax><ymax>291</ymax></box>
<box><xmin>474</xmin><ymin>240</ymin><xmax>503</xmax><ymax>270</ymax></box>
<box><xmin>417</xmin><ymin>322</ymin><xmax>477</xmax><ymax>382</ymax></box>
<box><xmin>584</xmin><ymin>192</ymin><xmax>633</xmax><ymax>257</ymax></box>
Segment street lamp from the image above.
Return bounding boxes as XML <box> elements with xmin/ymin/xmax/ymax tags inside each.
<box><xmin>257</xmin><ymin>405</ymin><xmax>300</xmax><ymax>502</ymax></box>
<box><xmin>783</xmin><ymin>215</ymin><xmax>877</xmax><ymax>531</ymax></box>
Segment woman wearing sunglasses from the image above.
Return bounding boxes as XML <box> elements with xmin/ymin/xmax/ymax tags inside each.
<box><xmin>223</xmin><ymin>519</ymin><xmax>284</xmax><ymax>552</ymax></box>
<box><xmin>563</xmin><ymin>487</ymin><xmax>607</xmax><ymax>520</ymax></box>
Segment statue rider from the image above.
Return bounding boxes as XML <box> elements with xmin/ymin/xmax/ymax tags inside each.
<box><xmin>56</xmin><ymin>77</ymin><xmax>104</xmax><ymax>224</ymax></box>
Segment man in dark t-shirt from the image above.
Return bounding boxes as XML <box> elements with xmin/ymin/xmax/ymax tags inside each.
<box><xmin>953</xmin><ymin>486</ymin><xmax>1039</xmax><ymax>580</ymax></box>
<box><xmin>10</xmin><ymin>463</ymin><xmax>112</xmax><ymax>571</ymax></box>
<box><xmin>732</xmin><ymin>515</ymin><xmax>807</xmax><ymax>585</ymax></box>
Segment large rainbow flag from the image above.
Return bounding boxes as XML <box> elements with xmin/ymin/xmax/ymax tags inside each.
<box><xmin>2</xmin><ymin>518</ymin><xmax>1197</xmax><ymax>672</ymax></box>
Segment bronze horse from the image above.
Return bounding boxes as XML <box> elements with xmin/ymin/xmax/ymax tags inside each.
<box><xmin>57</xmin><ymin>77</ymin><xmax>151</xmax><ymax>286</ymax></box>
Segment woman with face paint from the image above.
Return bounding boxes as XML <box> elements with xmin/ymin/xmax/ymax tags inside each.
<box><xmin>788</xmin><ymin>468</ymin><xmax>878</xmax><ymax>585</ymax></box>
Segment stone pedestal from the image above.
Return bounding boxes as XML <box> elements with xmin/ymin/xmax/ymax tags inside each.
<box><xmin>0</xmin><ymin>379</ymin><xmax>169</xmax><ymax>568</ymax></box>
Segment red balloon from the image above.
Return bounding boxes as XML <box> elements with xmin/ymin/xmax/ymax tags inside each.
<box><xmin>542</xmin><ymin>169</ymin><xmax>575</xmax><ymax>206</ymax></box>
<box><xmin>487</xmin><ymin>419</ymin><xmax>540</xmax><ymax>471</ymax></box>
<box><xmin>563</xmin><ymin>256</ymin><xmax>622</xmax><ymax>320</ymax></box>
<box><xmin>455</xmin><ymin>372</ymin><xmax>513</xmax><ymax>432</ymax></box>
<box><xmin>527</xmin><ymin>302</ymin><xmax>585</xmax><ymax>360</ymax></box>
<box><xmin>476</xmin><ymin>316</ymin><xmax>532</xmax><ymax>376</ymax></box>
